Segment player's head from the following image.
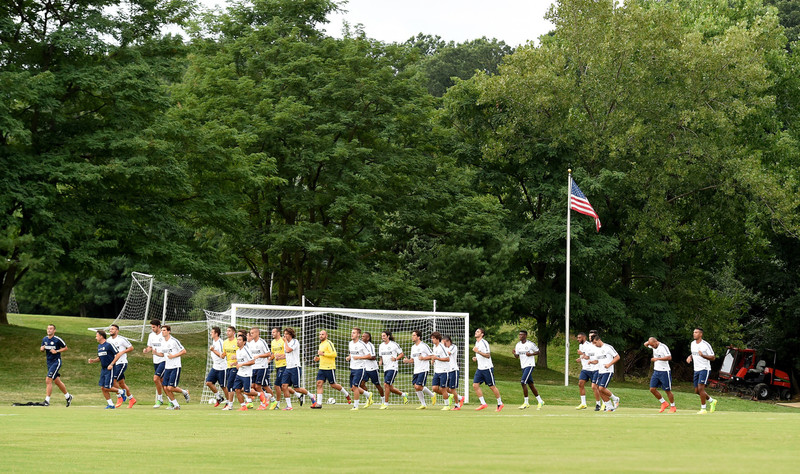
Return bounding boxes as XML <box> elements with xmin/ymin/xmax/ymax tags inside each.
<box><xmin>46</xmin><ymin>324</ymin><xmax>56</xmax><ymax>336</ymax></box>
<box><xmin>518</xmin><ymin>330</ymin><xmax>528</xmax><ymax>342</ymax></box>
<box><xmin>588</xmin><ymin>330</ymin><xmax>598</xmax><ymax>342</ymax></box>
<box><xmin>411</xmin><ymin>330</ymin><xmax>422</xmax><ymax>343</ymax></box>
<box><xmin>592</xmin><ymin>333</ymin><xmax>603</xmax><ymax>346</ymax></box>
<box><xmin>577</xmin><ymin>332</ymin><xmax>586</xmax><ymax>343</ymax></box>
<box><xmin>109</xmin><ymin>324</ymin><xmax>120</xmax><ymax>336</ymax></box>
<box><xmin>381</xmin><ymin>330</ymin><xmax>394</xmax><ymax>343</ymax></box>
<box><xmin>284</xmin><ymin>327</ymin><xmax>295</xmax><ymax>340</ymax></box>
<box><xmin>236</xmin><ymin>332</ymin><xmax>246</xmax><ymax>347</ymax></box>
<box><xmin>161</xmin><ymin>325</ymin><xmax>172</xmax><ymax>338</ymax></box>
<box><xmin>362</xmin><ymin>332</ymin><xmax>373</xmax><ymax>343</ymax></box>
<box><xmin>475</xmin><ymin>328</ymin><xmax>485</xmax><ymax>339</ymax></box>
<box><xmin>250</xmin><ymin>327</ymin><xmax>260</xmax><ymax>339</ymax></box>
<box><xmin>319</xmin><ymin>330</ymin><xmax>328</xmax><ymax>341</ymax></box>
<box><xmin>693</xmin><ymin>327</ymin><xmax>704</xmax><ymax>341</ymax></box>
<box><xmin>351</xmin><ymin>327</ymin><xmax>362</xmax><ymax>341</ymax></box>
<box><xmin>149</xmin><ymin>320</ymin><xmax>161</xmax><ymax>333</ymax></box>
<box><xmin>211</xmin><ymin>326</ymin><xmax>221</xmax><ymax>338</ymax></box>
<box><xmin>245</xmin><ymin>330</ymin><xmax>253</xmax><ymax>342</ymax></box>
<box><xmin>442</xmin><ymin>335</ymin><xmax>452</xmax><ymax>347</ymax></box>
<box><xmin>431</xmin><ymin>331</ymin><xmax>442</xmax><ymax>344</ymax></box>
<box><xmin>226</xmin><ymin>326</ymin><xmax>236</xmax><ymax>338</ymax></box>
<box><xmin>271</xmin><ymin>327</ymin><xmax>282</xmax><ymax>339</ymax></box>
<box><xmin>96</xmin><ymin>330</ymin><xmax>107</xmax><ymax>341</ymax></box>
<box><xmin>648</xmin><ymin>336</ymin><xmax>659</xmax><ymax>347</ymax></box>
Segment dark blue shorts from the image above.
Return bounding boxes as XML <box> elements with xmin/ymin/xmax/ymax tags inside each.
<box><xmin>349</xmin><ymin>369</ymin><xmax>365</xmax><ymax>387</ymax></box>
<box><xmin>447</xmin><ymin>370</ymin><xmax>459</xmax><ymax>389</ymax></box>
<box><xmin>521</xmin><ymin>366</ymin><xmax>535</xmax><ymax>384</ymax></box>
<box><xmin>112</xmin><ymin>363</ymin><xmax>127</xmax><ymax>381</ymax></box>
<box><xmin>473</xmin><ymin>368</ymin><xmax>495</xmax><ymax>386</ymax></box>
<box><xmin>99</xmin><ymin>368</ymin><xmax>113</xmax><ymax>388</ymax></box>
<box><xmin>693</xmin><ymin>370</ymin><xmax>710</xmax><ymax>388</ymax></box>
<box><xmin>233</xmin><ymin>374</ymin><xmax>251</xmax><ymax>392</ymax></box>
<box><xmin>162</xmin><ymin>367</ymin><xmax>181</xmax><ymax>387</ymax></box>
<box><xmin>47</xmin><ymin>360</ymin><xmax>62</xmax><ymax>379</ymax></box>
<box><xmin>252</xmin><ymin>368</ymin><xmax>270</xmax><ymax>387</ymax></box>
<box><xmin>364</xmin><ymin>370</ymin><xmax>380</xmax><ymax>385</ymax></box>
<box><xmin>412</xmin><ymin>372</ymin><xmax>428</xmax><ymax>387</ymax></box>
<box><xmin>432</xmin><ymin>372</ymin><xmax>448</xmax><ymax>387</ymax></box>
<box><xmin>650</xmin><ymin>370</ymin><xmax>672</xmax><ymax>390</ymax></box>
<box><xmin>596</xmin><ymin>372</ymin><xmax>613</xmax><ymax>388</ymax></box>
<box><xmin>153</xmin><ymin>362</ymin><xmax>166</xmax><ymax>378</ymax></box>
<box><xmin>281</xmin><ymin>367</ymin><xmax>301</xmax><ymax>387</ymax></box>
<box><xmin>317</xmin><ymin>369</ymin><xmax>337</xmax><ymax>384</ymax></box>
<box><xmin>225</xmin><ymin>368</ymin><xmax>238</xmax><ymax>390</ymax></box>
<box><xmin>274</xmin><ymin>367</ymin><xmax>286</xmax><ymax>386</ymax></box>
<box><xmin>383</xmin><ymin>369</ymin><xmax>398</xmax><ymax>385</ymax></box>
<box><xmin>579</xmin><ymin>369</ymin><xmax>594</xmax><ymax>382</ymax></box>
<box><xmin>206</xmin><ymin>368</ymin><xmax>226</xmax><ymax>386</ymax></box>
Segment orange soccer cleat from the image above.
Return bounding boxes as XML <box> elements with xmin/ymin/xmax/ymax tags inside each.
<box><xmin>128</xmin><ymin>397</ymin><xmax>137</xmax><ymax>408</ymax></box>
<box><xmin>476</xmin><ymin>404</ymin><xmax>488</xmax><ymax>411</ymax></box>
<box><xmin>659</xmin><ymin>401</ymin><xmax>669</xmax><ymax>413</ymax></box>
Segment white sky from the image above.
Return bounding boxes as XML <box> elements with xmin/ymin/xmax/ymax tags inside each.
<box><xmin>197</xmin><ymin>0</ymin><xmax>556</xmax><ymax>47</ymax></box>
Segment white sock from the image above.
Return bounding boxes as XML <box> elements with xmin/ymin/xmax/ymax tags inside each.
<box><xmin>106</xmin><ymin>398</ymin><xmax>114</xmax><ymax>406</ymax></box>
<box><xmin>524</xmin><ymin>397</ymin><xmax>529</xmax><ymax>404</ymax></box>
<box><xmin>286</xmin><ymin>398</ymin><xmax>293</xmax><ymax>408</ymax></box>
<box><xmin>383</xmin><ymin>400</ymin><xmax>388</xmax><ymax>406</ymax></box>
<box><xmin>605</xmin><ymin>400</ymin><xmax>613</xmax><ymax>409</ymax></box>
<box><xmin>118</xmin><ymin>389</ymin><xmax>124</xmax><ymax>396</ymax></box>
<box><xmin>182</xmin><ymin>390</ymin><xmax>188</xmax><ymax>396</ymax></box>
<box><xmin>65</xmin><ymin>393</ymin><xmax>71</xmax><ymax>399</ymax></box>
<box><xmin>416</xmin><ymin>391</ymin><xmax>426</xmax><ymax>406</ymax></box>
<box><xmin>536</xmin><ymin>395</ymin><xmax>544</xmax><ymax>403</ymax></box>
<box><xmin>479</xmin><ymin>396</ymin><xmax>486</xmax><ymax>405</ymax></box>
<box><xmin>158</xmin><ymin>394</ymin><xmax>163</xmax><ymax>402</ymax></box>
<box><xmin>580</xmin><ymin>395</ymin><xmax>586</xmax><ymax>404</ymax></box>
<box><xmin>354</xmin><ymin>399</ymin><xmax>360</xmax><ymax>408</ymax></box>
<box><xmin>45</xmin><ymin>396</ymin><xmax>50</xmax><ymax>403</ymax></box>
<box><xmin>364</xmin><ymin>391</ymin><xmax>372</xmax><ymax>400</ymax></box>
<box><xmin>708</xmin><ymin>397</ymin><xmax>715</xmax><ymax>403</ymax></box>
<box><xmin>172</xmin><ymin>399</ymin><xmax>180</xmax><ymax>407</ymax></box>
<box><xmin>245</xmin><ymin>396</ymin><xmax>252</xmax><ymax>403</ymax></box>
<box><xmin>497</xmin><ymin>397</ymin><xmax>503</xmax><ymax>405</ymax></box>
<box><xmin>422</xmin><ymin>387</ymin><xmax>435</xmax><ymax>397</ymax></box>
<box><xmin>670</xmin><ymin>403</ymin><xmax>675</xmax><ymax>407</ymax></box>
<box><xmin>659</xmin><ymin>398</ymin><xmax>666</xmax><ymax>404</ymax></box>
<box><xmin>401</xmin><ymin>392</ymin><xmax>407</xmax><ymax>398</ymax></box>
<box><xmin>701</xmin><ymin>404</ymin><xmax>706</xmax><ymax>409</ymax></box>
<box><xmin>340</xmin><ymin>388</ymin><xmax>350</xmax><ymax>397</ymax></box>
<box><xmin>317</xmin><ymin>392</ymin><xmax>324</xmax><ymax>403</ymax></box>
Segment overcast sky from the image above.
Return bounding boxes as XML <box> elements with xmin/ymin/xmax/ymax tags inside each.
<box><xmin>197</xmin><ymin>0</ymin><xmax>557</xmax><ymax>47</ymax></box>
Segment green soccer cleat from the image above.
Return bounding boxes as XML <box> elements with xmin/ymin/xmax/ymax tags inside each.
<box><xmin>268</xmin><ymin>401</ymin><xmax>278</xmax><ymax>410</ymax></box>
<box><xmin>518</xmin><ymin>403</ymin><xmax>530</xmax><ymax>410</ymax></box>
<box><xmin>709</xmin><ymin>399</ymin><xmax>717</xmax><ymax>413</ymax></box>
<box><xmin>364</xmin><ymin>393</ymin><xmax>374</xmax><ymax>408</ymax></box>
<box><xmin>431</xmin><ymin>394</ymin><xmax>436</xmax><ymax>406</ymax></box>
<box><xmin>246</xmin><ymin>402</ymin><xmax>254</xmax><ymax>409</ymax></box>
<box><xmin>153</xmin><ymin>400</ymin><xmax>163</xmax><ymax>409</ymax></box>
<box><xmin>402</xmin><ymin>395</ymin><xmax>409</xmax><ymax>405</ymax></box>
<box><xmin>537</xmin><ymin>400</ymin><xmax>544</xmax><ymax>410</ymax></box>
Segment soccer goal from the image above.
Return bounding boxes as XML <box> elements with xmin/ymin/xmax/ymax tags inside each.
<box><xmin>202</xmin><ymin>304</ymin><xmax>470</xmax><ymax>405</ymax></box>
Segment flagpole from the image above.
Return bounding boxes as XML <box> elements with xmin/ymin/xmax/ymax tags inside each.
<box><xmin>565</xmin><ymin>169</ymin><xmax>571</xmax><ymax>387</ymax></box>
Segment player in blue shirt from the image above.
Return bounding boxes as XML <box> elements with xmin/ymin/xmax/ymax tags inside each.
<box><xmin>88</xmin><ymin>330</ymin><xmax>120</xmax><ymax>409</ymax></box>
<box><xmin>40</xmin><ymin>324</ymin><xmax>73</xmax><ymax>407</ymax></box>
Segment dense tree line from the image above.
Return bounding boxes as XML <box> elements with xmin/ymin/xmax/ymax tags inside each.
<box><xmin>3</xmin><ymin>0</ymin><xmax>800</xmax><ymax>373</ymax></box>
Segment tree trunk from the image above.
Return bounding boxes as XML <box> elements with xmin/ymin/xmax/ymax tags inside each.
<box><xmin>1</xmin><ymin>267</ymin><xmax>16</xmax><ymax>325</ymax></box>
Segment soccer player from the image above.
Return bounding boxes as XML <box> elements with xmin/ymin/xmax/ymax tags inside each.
<box><xmin>142</xmin><ymin>319</ymin><xmax>166</xmax><ymax>408</ymax></box>
<box><xmin>472</xmin><ymin>328</ymin><xmax>503</xmax><ymax>411</ymax></box>
<box><xmin>108</xmin><ymin>324</ymin><xmax>136</xmax><ymax>408</ymax></box>
<box><xmin>222</xmin><ymin>326</ymin><xmax>239</xmax><ymax>410</ymax></box>
<box><xmin>87</xmin><ymin>330</ymin><xmax>119</xmax><ymax>409</ymax></box>
<box><xmin>269</xmin><ymin>327</ymin><xmax>294</xmax><ymax>409</ymax></box>
<box><xmin>232</xmin><ymin>333</ymin><xmax>256</xmax><ymax>411</ymax></box>
<box><xmin>248</xmin><ymin>327</ymin><xmax>273</xmax><ymax>409</ymax></box>
<box><xmin>575</xmin><ymin>332</ymin><xmax>600</xmax><ymax>410</ymax></box>
<box><xmin>378</xmin><ymin>330</ymin><xmax>407</xmax><ymax>409</ymax></box>
<box><xmin>360</xmin><ymin>332</ymin><xmax>384</xmax><ymax>400</ymax></box>
<box><xmin>312</xmin><ymin>329</ymin><xmax>351</xmax><ymax>409</ymax></box>
<box><xmin>346</xmin><ymin>327</ymin><xmax>374</xmax><ymax>410</ymax></box>
<box><xmin>513</xmin><ymin>330</ymin><xmax>544</xmax><ymax>410</ymax></box>
<box><xmin>645</xmin><ymin>337</ymin><xmax>676</xmax><ymax>413</ymax></box>
<box><xmin>206</xmin><ymin>326</ymin><xmax>227</xmax><ymax>407</ymax></box>
<box><xmin>592</xmin><ymin>333</ymin><xmax>620</xmax><ymax>412</ymax></box>
<box><xmin>430</xmin><ymin>332</ymin><xmax>451</xmax><ymax>410</ymax></box>
<box><xmin>40</xmin><ymin>324</ymin><xmax>73</xmax><ymax>407</ymax></box>
<box><xmin>443</xmin><ymin>335</ymin><xmax>463</xmax><ymax>410</ymax></box>
<box><xmin>403</xmin><ymin>329</ymin><xmax>435</xmax><ymax>410</ymax></box>
<box><xmin>280</xmin><ymin>327</ymin><xmax>315</xmax><ymax>410</ymax></box>
<box><xmin>153</xmin><ymin>325</ymin><xmax>187</xmax><ymax>410</ymax></box>
<box><xmin>687</xmin><ymin>327</ymin><xmax>717</xmax><ymax>414</ymax></box>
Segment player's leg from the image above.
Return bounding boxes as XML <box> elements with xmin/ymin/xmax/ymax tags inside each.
<box><xmin>315</xmin><ymin>374</ymin><xmax>325</xmax><ymax>405</ymax></box>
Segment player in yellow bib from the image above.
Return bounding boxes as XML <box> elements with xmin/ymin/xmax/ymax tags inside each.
<box><xmin>269</xmin><ymin>327</ymin><xmax>293</xmax><ymax>409</ymax></box>
<box><xmin>312</xmin><ymin>330</ymin><xmax>351</xmax><ymax>408</ymax></box>
<box><xmin>221</xmin><ymin>326</ymin><xmax>239</xmax><ymax>410</ymax></box>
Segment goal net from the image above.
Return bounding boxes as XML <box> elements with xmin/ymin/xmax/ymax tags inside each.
<box><xmin>202</xmin><ymin>304</ymin><xmax>470</xmax><ymax>405</ymax></box>
<box><xmin>8</xmin><ymin>289</ymin><xmax>19</xmax><ymax>314</ymax></box>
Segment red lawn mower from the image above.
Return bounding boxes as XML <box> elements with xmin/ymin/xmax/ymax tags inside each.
<box><xmin>710</xmin><ymin>346</ymin><xmax>792</xmax><ymax>401</ymax></box>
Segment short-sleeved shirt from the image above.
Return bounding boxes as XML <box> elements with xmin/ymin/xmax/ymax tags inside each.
<box><xmin>349</xmin><ymin>340</ymin><xmax>369</xmax><ymax>370</ymax></box>
<box><xmin>236</xmin><ymin>346</ymin><xmax>254</xmax><ymax>378</ymax></box>
<box><xmin>271</xmin><ymin>338</ymin><xmax>286</xmax><ymax>368</ymax></box>
<box><xmin>147</xmin><ymin>331</ymin><xmax>165</xmax><ymax>364</ymax></box>
<box><xmin>691</xmin><ymin>340</ymin><xmax>714</xmax><ymax>371</ymax></box>
<box><xmin>284</xmin><ymin>338</ymin><xmax>300</xmax><ymax>369</ymax></box>
<box><xmin>97</xmin><ymin>341</ymin><xmax>118</xmax><ymax>367</ymax></box>
<box><xmin>515</xmin><ymin>340</ymin><xmax>538</xmax><ymax>368</ymax></box>
<box><xmin>432</xmin><ymin>343</ymin><xmax>450</xmax><ymax>374</ymax></box>
<box><xmin>42</xmin><ymin>336</ymin><xmax>66</xmax><ymax>365</ymax></box>
<box><xmin>410</xmin><ymin>342</ymin><xmax>432</xmax><ymax>374</ymax></box>
<box><xmin>474</xmin><ymin>339</ymin><xmax>493</xmax><ymax>370</ymax></box>
<box><xmin>162</xmin><ymin>337</ymin><xmax>184</xmax><ymax>369</ymax></box>
<box><xmin>109</xmin><ymin>335</ymin><xmax>132</xmax><ymax>365</ymax></box>
<box><xmin>579</xmin><ymin>341</ymin><xmax>596</xmax><ymax>371</ymax></box>
<box><xmin>649</xmin><ymin>343</ymin><xmax>671</xmax><ymax>372</ymax></box>
<box><xmin>223</xmin><ymin>338</ymin><xmax>238</xmax><ymax>369</ymax></box>
<box><xmin>596</xmin><ymin>343</ymin><xmax>618</xmax><ymax>374</ymax></box>
<box><xmin>379</xmin><ymin>341</ymin><xmax>403</xmax><ymax>372</ymax></box>
<box><xmin>248</xmin><ymin>338</ymin><xmax>271</xmax><ymax>369</ymax></box>
<box><xmin>318</xmin><ymin>339</ymin><xmax>337</xmax><ymax>370</ymax></box>
<box><xmin>447</xmin><ymin>344</ymin><xmax>459</xmax><ymax>372</ymax></box>
<box><xmin>210</xmin><ymin>338</ymin><xmax>227</xmax><ymax>371</ymax></box>
<box><xmin>364</xmin><ymin>341</ymin><xmax>379</xmax><ymax>371</ymax></box>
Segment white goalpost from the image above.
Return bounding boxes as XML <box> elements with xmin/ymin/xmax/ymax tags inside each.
<box><xmin>202</xmin><ymin>304</ymin><xmax>470</xmax><ymax>405</ymax></box>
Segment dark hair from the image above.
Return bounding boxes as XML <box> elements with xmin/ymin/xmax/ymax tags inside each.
<box><xmin>476</xmin><ymin>328</ymin><xmax>485</xmax><ymax>336</ymax></box>
<box><xmin>149</xmin><ymin>319</ymin><xmax>161</xmax><ymax>326</ymax></box>
<box><xmin>589</xmin><ymin>333</ymin><xmax>597</xmax><ymax>342</ymax></box>
<box><xmin>227</xmin><ymin>325</ymin><xmax>236</xmax><ymax>332</ymax></box>
<box><xmin>163</xmin><ymin>325</ymin><xmax>171</xmax><ymax>332</ymax></box>
<box><xmin>236</xmin><ymin>333</ymin><xmax>246</xmax><ymax>342</ymax></box>
<box><xmin>382</xmin><ymin>330</ymin><xmax>395</xmax><ymax>341</ymax></box>
<box><xmin>589</xmin><ymin>329</ymin><xmax>598</xmax><ymax>335</ymax></box>
<box><xmin>284</xmin><ymin>327</ymin><xmax>296</xmax><ymax>338</ymax></box>
<box><xmin>431</xmin><ymin>331</ymin><xmax>442</xmax><ymax>341</ymax></box>
<box><xmin>577</xmin><ymin>332</ymin><xmax>586</xmax><ymax>337</ymax></box>
<box><xmin>111</xmin><ymin>324</ymin><xmax>120</xmax><ymax>330</ymax></box>
<box><xmin>442</xmin><ymin>335</ymin><xmax>452</xmax><ymax>343</ymax></box>
<box><xmin>519</xmin><ymin>330</ymin><xmax>528</xmax><ymax>336</ymax></box>
<box><xmin>96</xmin><ymin>330</ymin><xmax>107</xmax><ymax>339</ymax></box>
<box><xmin>48</xmin><ymin>324</ymin><xmax>56</xmax><ymax>329</ymax></box>
<box><xmin>211</xmin><ymin>326</ymin><xmax>221</xmax><ymax>336</ymax></box>
<box><xmin>363</xmin><ymin>332</ymin><xmax>372</xmax><ymax>343</ymax></box>
<box><xmin>412</xmin><ymin>330</ymin><xmax>423</xmax><ymax>339</ymax></box>
<box><xmin>694</xmin><ymin>327</ymin><xmax>704</xmax><ymax>333</ymax></box>
<box><xmin>272</xmin><ymin>327</ymin><xmax>282</xmax><ymax>334</ymax></box>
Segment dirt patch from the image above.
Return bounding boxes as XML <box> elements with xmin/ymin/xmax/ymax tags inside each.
<box><xmin>777</xmin><ymin>402</ymin><xmax>800</xmax><ymax>408</ymax></box>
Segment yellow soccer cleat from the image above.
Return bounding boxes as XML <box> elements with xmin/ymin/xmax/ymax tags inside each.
<box><xmin>575</xmin><ymin>404</ymin><xmax>588</xmax><ymax>410</ymax></box>
<box><xmin>441</xmin><ymin>405</ymin><xmax>451</xmax><ymax>411</ymax></box>
<box><xmin>364</xmin><ymin>393</ymin><xmax>374</xmax><ymax>408</ymax></box>
<box><xmin>697</xmin><ymin>408</ymin><xmax>707</xmax><ymax>414</ymax></box>
<box><xmin>431</xmin><ymin>394</ymin><xmax>436</xmax><ymax>406</ymax></box>
<box><xmin>709</xmin><ymin>399</ymin><xmax>717</xmax><ymax>413</ymax></box>
<box><xmin>537</xmin><ymin>400</ymin><xmax>544</xmax><ymax>410</ymax></box>
<box><xmin>518</xmin><ymin>403</ymin><xmax>530</xmax><ymax>410</ymax></box>
<box><xmin>416</xmin><ymin>405</ymin><xmax>427</xmax><ymax>410</ymax></box>
<box><xmin>379</xmin><ymin>404</ymin><xmax>389</xmax><ymax>410</ymax></box>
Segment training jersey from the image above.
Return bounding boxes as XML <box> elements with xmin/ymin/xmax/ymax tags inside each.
<box><xmin>348</xmin><ymin>340</ymin><xmax>369</xmax><ymax>370</ymax></box>
<box><xmin>595</xmin><ymin>343</ymin><xmax>618</xmax><ymax>374</ymax></box>
<box><xmin>162</xmin><ymin>337</ymin><xmax>184</xmax><ymax>369</ymax></box>
<box><xmin>515</xmin><ymin>340</ymin><xmax>538</xmax><ymax>368</ymax></box>
<box><xmin>649</xmin><ymin>343</ymin><xmax>671</xmax><ymax>372</ymax></box>
<box><xmin>690</xmin><ymin>339</ymin><xmax>714</xmax><ymax>371</ymax></box>
<box><xmin>318</xmin><ymin>339</ymin><xmax>337</xmax><ymax>370</ymax></box>
<box><xmin>474</xmin><ymin>339</ymin><xmax>493</xmax><ymax>370</ymax></box>
<box><xmin>579</xmin><ymin>341</ymin><xmax>596</xmax><ymax>371</ymax></box>
<box><xmin>410</xmin><ymin>341</ymin><xmax>432</xmax><ymax>374</ymax></box>
<box><xmin>97</xmin><ymin>341</ymin><xmax>118</xmax><ymax>368</ymax></box>
<box><xmin>236</xmin><ymin>346</ymin><xmax>254</xmax><ymax>378</ymax></box>
<box><xmin>248</xmin><ymin>338</ymin><xmax>271</xmax><ymax>369</ymax></box>
<box><xmin>42</xmin><ymin>335</ymin><xmax>66</xmax><ymax>365</ymax></box>
<box><xmin>147</xmin><ymin>331</ymin><xmax>165</xmax><ymax>364</ymax></box>
<box><xmin>210</xmin><ymin>338</ymin><xmax>226</xmax><ymax>371</ymax></box>
<box><xmin>284</xmin><ymin>338</ymin><xmax>301</xmax><ymax>369</ymax></box>
<box><xmin>447</xmin><ymin>344</ymin><xmax>459</xmax><ymax>371</ymax></box>
<box><xmin>109</xmin><ymin>335</ymin><xmax>132</xmax><ymax>365</ymax></box>
<box><xmin>271</xmin><ymin>338</ymin><xmax>286</xmax><ymax>368</ymax></box>
<box><xmin>379</xmin><ymin>341</ymin><xmax>403</xmax><ymax>372</ymax></box>
<box><xmin>223</xmin><ymin>338</ymin><xmax>238</xmax><ymax>369</ymax></box>
<box><xmin>432</xmin><ymin>343</ymin><xmax>450</xmax><ymax>374</ymax></box>
<box><xmin>364</xmin><ymin>341</ymin><xmax>379</xmax><ymax>372</ymax></box>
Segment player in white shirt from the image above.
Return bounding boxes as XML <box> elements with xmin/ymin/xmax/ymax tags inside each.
<box><xmin>472</xmin><ymin>328</ymin><xmax>503</xmax><ymax>412</ymax></box>
<box><xmin>429</xmin><ymin>332</ymin><xmax>451</xmax><ymax>410</ymax></box>
<box><xmin>152</xmin><ymin>325</ymin><xmax>187</xmax><ymax>410</ymax></box>
<box><xmin>248</xmin><ymin>327</ymin><xmax>274</xmax><ymax>409</ymax></box>
<box><xmin>346</xmin><ymin>327</ymin><xmax>374</xmax><ymax>410</ymax></box>
<box><xmin>442</xmin><ymin>336</ymin><xmax>463</xmax><ymax>410</ymax></box>
<box><xmin>142</xmin><ymin>319</ymin><xmax>167</xmax><ymax>408</ymax></box>
<box><xmin>645</xmin><ymin>337</ymin><xmax>676</xmax><ymax>413</ymax></box>
<box><xmin>280</xmin><ymin>327</ymin><xmax>315</xmax><ymax>410</ymax></box>
<box><xmin>108</xmin><ymin>324</ymin><xmax>136</xmax><ymax>408</ymax></box>
<box><xmin>686</xmin><ymin>327</ymin><xmax>717</xmax><ymax>414</ymax></box>
<box><xmin>575</xmin><ymin>331</ymin><xmax>602</xmax><ymax>410</ymax></box>
<box><xmin>378</xmin><ymin>330</ymin><xmax>408</xmax><ymax>409</ymax></box>
<box><xmin>206</xmin><ymin>326</ymin><xmax>228</xmax><ymax>406</ymax></box>
<box><xmin>402</xmin><ymin>330</ymin><xmax>436</xmax><ymax>409</ymax></box>
<box><xmin>359</xmin><ymin>332</ymin><xmax>385</xmax><ymax>402</ymax></box>
<box><xmin>232</xmin><ymin>332</ymin><xmax>256</xmax><ymax>411</ymax></box>
<box><xmin>591</xmin><ymin>333</ymin><xmax>620</xmax><ymax>412</ymax></box>
<box><xmin>513</xmin><ymin>330</ymin><xmax>544</xmax><ymax>410</ymax></box>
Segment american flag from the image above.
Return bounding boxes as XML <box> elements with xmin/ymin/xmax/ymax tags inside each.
<box><xmin>570</xmin><ymin>179</ymin><xmax>601</xmax><ymax>231</ymax></box>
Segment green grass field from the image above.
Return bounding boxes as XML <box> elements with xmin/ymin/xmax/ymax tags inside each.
<box><xmin>1</xmin><ymin>314</ymin><xmax>799</xmax><ymax>472</ymax></box>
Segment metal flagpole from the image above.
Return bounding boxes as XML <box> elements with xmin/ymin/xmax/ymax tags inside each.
<box><xmin>565</xmin><ymin>169</ymin><xmax>572</xmax><ymax>387</ymax></box>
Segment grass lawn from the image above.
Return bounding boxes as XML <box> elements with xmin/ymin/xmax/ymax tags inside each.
<box><xmin>1</xmin><ymin>314</ymin><xmax>798</xmax><ymax>472</ymax></box>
